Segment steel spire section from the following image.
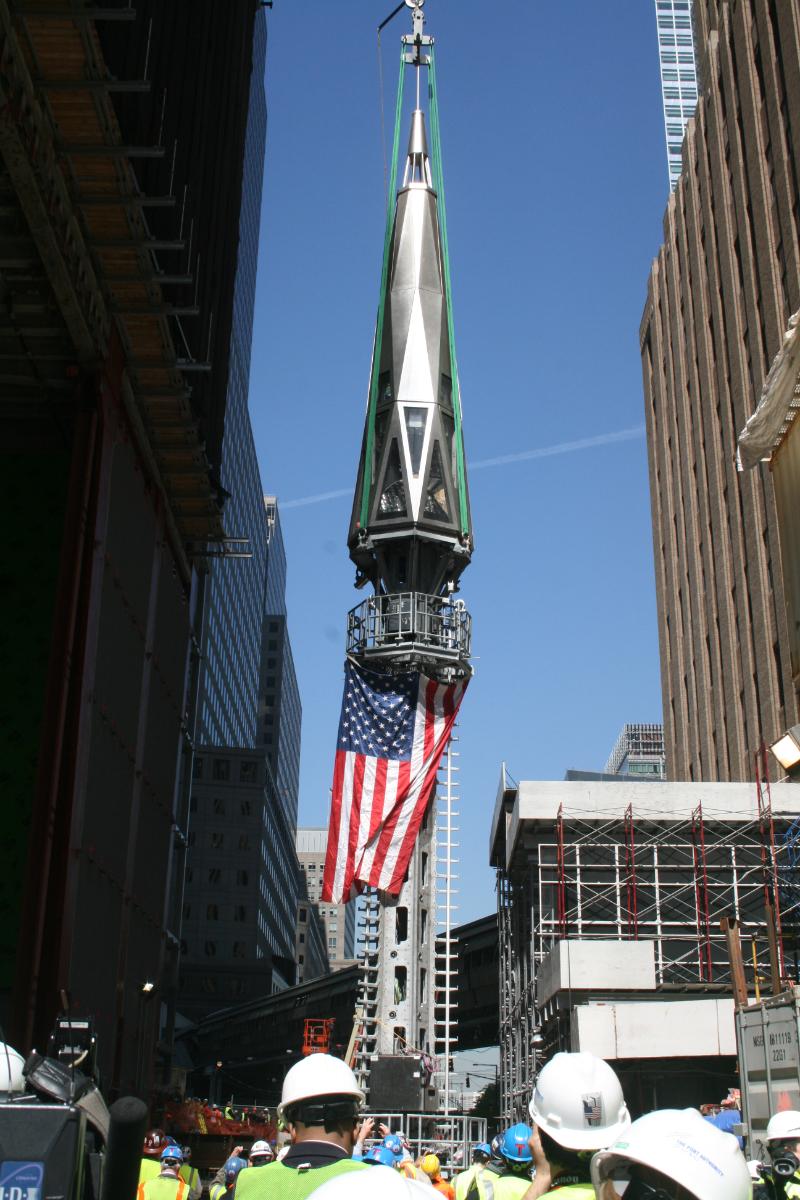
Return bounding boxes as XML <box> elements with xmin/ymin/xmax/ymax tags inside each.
<box><xmin>349</xmin><ymin>107</ymin><xmax>472</xmax><ymax>607</ymax></box>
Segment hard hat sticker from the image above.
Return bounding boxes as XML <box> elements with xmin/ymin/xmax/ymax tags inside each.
<box><xmin>582</xmin><ymin>1095</ymin><xmax>603</xmax><ymax>1127</ymax></box>
<box><xmin>0</xmin><ymin>1161</ymin><xmax>45</xmax><ymax>1200</ymax></box>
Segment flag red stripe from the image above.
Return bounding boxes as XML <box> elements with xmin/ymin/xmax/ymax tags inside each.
<box><xmin>370</xmin><ymin>757</ymin><xmax>411</xmax><ymax>877</ymax></box>
<box><xmin>321</xmin><ymin>749</ymin><xmax>347</xmax><ymax>902</ymax></box>
<box><xmin>386</xmin><ymin>684</ymin><xmax>457</xmax><ymax>892</ymax></box>
<box><xmin>369</xmin><ymin>757</ymin><xmax>388</xmax><ymax>841</ymax></box>
<box><xmin>345</xmin><ymin>755</ymin><xmax>367</xmax><ymax>898</ymax></box>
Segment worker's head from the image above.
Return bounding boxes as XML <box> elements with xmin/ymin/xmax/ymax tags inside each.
<box><xmin>143</xmin><ymin>1130</ymin><xmax>169</xmax><ymax>1158</ymax></box>
<box><xmin>497</xmin><ymin>1125</ymin><xmax>533</xmax><ymax>1174</ymax></box>
<box><xmin>472</xmin><ymin>1142</ymin><xmax>491</xmax><ymax>1164</ymax></box>
<box><xmin>159</xmin><ymin>1145</ymin><xmax>183</xmax><ymax>1173</ymax></box>
<box><xmin>365</xmin><ymin>1145</ymin><xmax>399</xmax><ymax>1168</ymax></box>
<box><xmin>249</xmin><ymin>1139</ymin><xmax>273</xmax><ymax>1165</ymax></box>
<box><xmin>590</xmin><ymin>1107</ymin><xmax>751</xmax><ymax>1200</ymax></box>
<box><xmin>277</xmin><ymin>1053</ymin><xmax>364</xmax><ymax>1150</ymax></box>
<box><xmin>529</xmin><ymin>1051</ymin><xmax>630</xmax><ymax>1171</ymax></box>
<box><xmin>224</xmin><ymin>1157</ymin><xmax>247</xmax><ymax>1187</ymax></box>
<box><xmin>181</xmin><ymin>1146</ymin><xmax>192</xmax><ymax>1163</ymax></box>
<box><xmin>381</xmin><ymin>1134</ymin><xmax>405</xmax><ymax>1161</ymax></box>
<box><xmin>766</xmin><ymin>1110</ymin><xmax>800</xmax><ymax>1165</ymax></box>
<box><xmin>420</xmin><ymin>1153</ymin><xmax>441</xmax><ymax>1180</ymax></box>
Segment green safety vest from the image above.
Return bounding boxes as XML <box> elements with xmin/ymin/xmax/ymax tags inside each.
<box><xmin>139</xmin><ymin>1159</ymin><xmax>163</xmax><ymax>1184</ymax></box>
<box><xmin>468</xmin><ymin>1168</ymin><xmax>532</xmax><ymax>1200</ymax></box>
<box><xmin>456</xmin><ymin>1166</ymin><xmax>482</xmax><ymax>1200</ymax></box>
<box><xmin>137</xmin><ymin>1176</ymin><xmax>188</xmax><ymax>1200</ymax></box>
<box><xmin>234</xmin><ymin>1157</ymin><xmax>366</xmax><ymax>1200</ymax></box>
<box><xmin>209</xmin><ymin>1185</ymin><xmax>227</xmax><ymax>1200</ymax></box>
<box><xmin>179</xmin><ymin>1166</ymin><xmax>199</xmax><ymax>1190</ymax></box>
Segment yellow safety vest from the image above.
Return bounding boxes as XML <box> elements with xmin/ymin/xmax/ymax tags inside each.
<box><xmin>456</xmin><ymin>1165</ymin><xmax>483</xmax><ymax>1200</ymax></box>
<box><xmin>139</xmin><ymin>1160</ymin><xmax>163</xmax><ymax>1185</ymax></box>
<box><xmin>234</xmin><ymin>1157</ymin><xmax>366</xmax><ymax>1200</ymax></box>
<box><xmin>471</xmin><ymin>1168</ymin><xmax>532</xmax><ymax>1200</ymax></box>
<box><xmin>137</xmin><ymin>1175</ymin><xmax>188</xmax><ymax>1200</ymax></box>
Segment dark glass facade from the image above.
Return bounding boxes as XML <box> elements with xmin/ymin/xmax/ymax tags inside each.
<box><xmin>197</xmin><ymin>12</ymin><xmax>269</xmax><ymax>749</ymax></box>
<box><xmin>261</xmin><ymin>498</ymin><xmax>301</xmax><ymax>829</ymax></box>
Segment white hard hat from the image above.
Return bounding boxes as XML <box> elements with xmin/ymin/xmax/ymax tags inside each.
<box><xmin>307</xmin><ymin>1166</ymin><xmax>432</xmax><ymax>1198</ymax></box>
<box><xmin>767</xmin><ymin>1111</ymin><xmax>800</xmax><ymax>1141</ymax></box>
<box><xmin>0</xmin><ymin>1044</ymin><xmax>26</xmax><ymax>1095</ymax></box>
<box><xmin>590</xmin><ymin>1108</ymin><xmax>751</xmax><ymax>1200</ymax></box>
<box><xmin>529</xmin><ymin>1051</ymin><xmax>630</xmax><ymax>1151</ymax></box>
<box><xmin>249</xmin><ymin>1140</ymin><xmax>273</xmax><ymax>1158</ymax></box>
<box><xmin>277</xmin><ymin>1053</ymin><xmax>364</xmax><ymax>1122</ymax></box>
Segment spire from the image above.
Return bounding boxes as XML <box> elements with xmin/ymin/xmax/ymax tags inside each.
<box><xmin>403</xmin><ymin>109</ymin><xmax>433</xmax><ymax>189</ymax></box>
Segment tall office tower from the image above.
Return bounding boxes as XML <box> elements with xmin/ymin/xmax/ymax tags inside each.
<box><xmin>180</xmin><ymin>20</ymin><xmax>302</xmax><ymax>1019</ymax></box>
<box><xmin>196</xmin><ymin>16</ymin><xmax>269</xmax><ymax>749</ymax></box>
<box><xmin>604</xmin><ymin>724</ymin><xmax>666</xmax><ymax>779</ymax></box>
<box><xmin>2</xmin><ymin>0</ymin><xmax>261</xmax><ymax>1093</ymax></box>
<box><xmin>640</xmin><ymin>1</ymin><xmax>800</xmax><ymax>781</ymax></box>
<box><xmin>654</xmin><ymin>1</ymin><xmax>700</xmax><ymax>190</ymax></box>
<box><xmin>260</xmin><ymin>498</ymin><xmax>301</xmax><ymax>829</ymax></box>
<box><xmin>296</xmin><ymin>829</ymin><xmax>357</xmax><ymax>969</ymax></box>
<box><xmin>179</xmin><ymin>747</ymin><xmax>298</xmax><ymax>1019</ymax></box>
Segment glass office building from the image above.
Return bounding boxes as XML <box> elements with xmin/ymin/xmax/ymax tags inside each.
<box><xmin>196</xmin><ymin>13</ymin><xmax>269</xmax><ymax>748</ymax></box>
<box><xmin>654</xmin><ymin>1</ymin><xmax>699</xmax><ymax>191</ymax></box>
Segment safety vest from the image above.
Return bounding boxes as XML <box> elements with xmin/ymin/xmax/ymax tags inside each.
<box><xmin>432</xmin><ymin>1178</ymin><xmax>456</xmax><ymax>1199</ymax></box>
<box><xmin>137</xmin><ymin>1175</ymin><xmax>188</xmax><ymax>1200</ymax></box>
<box><xmin>469</xmin><ymin>1168</ymin><xmax>532</xmax><ymax>1200</ymax></box>
<box><xmin>545</xmin><ymin>1179</ymin><xmax>595</xmax><ymax>1200</ymax></box>
<box><xmin>179</xmin><ymin>1166</ymin><xmax>200</xmax><ymax>1195</ymax></box>
<box><xmin>139</xmin><ymin>1159</ymin><xmax>163</xmax><ymax>1185</ymax></box>
<box><xmin>233</xmin><ymin>1157</ymin><xmax>367</xmax><ymax>1200</ymax></box>
<box><xmin>209</xmin><ymin>1184</ymin><xmax>227</xmax><ymax>1200</ymax></box>
<box><xmin>456</xmin><ymin>1166</ymin><xmax>484</xmax><ymax>1200</ymax></box>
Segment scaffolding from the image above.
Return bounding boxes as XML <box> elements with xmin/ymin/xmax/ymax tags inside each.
<box><xmin>432</xmin><ymin>734</ymin><xmax>460</xmax><ymax>1113</ymax></box>
<box><xmin>497</xmin><ymin>784</ymin><xmax>800</xmax><ymax>1121</ymax></box>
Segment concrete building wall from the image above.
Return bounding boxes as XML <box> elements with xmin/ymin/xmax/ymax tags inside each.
<box><xmin>296</xmin><ymin>828</ymin><xmax>356</xmax><ymax>968</ymax></box>
<box><xmin>640</xmin><ymin>0</ymin><xmax>800</xmax><ymax>780</ymax></box>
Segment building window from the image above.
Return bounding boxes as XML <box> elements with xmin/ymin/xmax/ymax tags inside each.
<box><xmin>207</xmin><ymin>904</ymin><xmax>219</xmax><ymax>920</ymax></box>
<box><xmin>394</xmin><ymin>966</ymin><xmax>407</xmax><ymax>1002</ymax></box>
<box><xmin>192</xmin><ymin>757</ymin><xmax>203</xmax><ymax>780</ymax></box>
<box><xmin>395</xmin><ymin>907</ymin><xmax>408</xmax><ymax>943</ymax></box>
<box><xmin>269</xmin><ymin>621</ymin><xmax>279</xmax><ymax>633</ymax></box>
<box><xmin>240</xmin><ymin>760</ymin><xmax>258</xmax><ymax>783</ymax></box>
<box><xmin>212</xmin><ymin>758</ymin><xmax>230</xmax><ymax>781</ymax></box>
<box><xmin>211</xmin><ymin>833</ymin><xmax>224</xmax><ymax>849</ymax></box>
<box><xmin>204</xmin><ymin>941</ymin><xmax>216</xmax><ymax>957</ymax></box>
<box><xmin>233</xmin><ymin>941</ymin><xmax>246</xmax><ymax>959</ymax></box>
<box><xmin>241</xmin><ymin>800</ymin><xmax>253</xmax><ymax>816</ymax></box>
<box><xmin>208</xmin><ymin>867</ymin><xmax>221</xmax><ymax>883</ymax></box>
<box><xmin>236</xmin><ymin>869</ymin><xmax>249</xmax><ymax>885</ymax></box>
<box><xmin>299</xmin><ymin>933</ymin><xmax>305</xmax><ymax>944</ymax></box>
<box><xmin>298</xmin><ymin>954</ymin><xmax>304</xmax><ymax>964</ymax></box>
<box><xmin>299</xmin><ymin>907</ymin><xmax>307</xmax><ymax>922</ymax></box>
<box><xmin>268</xmin><ymin>640</ymin><xmax>277</xmax><ymax>650</ymax></box>
<box><xmin>213</xmin><ymin>797</ymin><xmax>226</xmax><ymax>815</ymax></box>
<box><xmin>234</xmin><ymin>905</ymin><xmax>247</xmax><ymax>921</ymax></box>
<box><xmin>239</xmin><ymin>834</ymin><xmax>250</xmax><ymax>850</ymax></box>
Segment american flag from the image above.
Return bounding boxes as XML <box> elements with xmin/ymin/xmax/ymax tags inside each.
<box><xmin>321</xmin><ymin>659</ymin><xmax>468</xmax><ymax>903</ymax></box>
<box><xmin>583</xmin><ymin>1095</ymin><xmax>603</xmax><ymax>1126</ymax></box>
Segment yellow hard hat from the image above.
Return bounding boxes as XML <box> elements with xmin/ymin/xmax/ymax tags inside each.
<box><xmin>420</xmin><ymin>1154</ymin><xmax>440</xmax><ymax>1178</ymax></box>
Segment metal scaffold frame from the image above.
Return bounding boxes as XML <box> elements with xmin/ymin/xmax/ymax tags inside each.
<box><xmin>497</xmin><ymin>788</ymin><xmax>800</xmax><ymax>1122</ymax></box>
<box><xmin>433</xmin><ymin>732</ymin><xmax>459</xmax><ymax>1113</ymax></box>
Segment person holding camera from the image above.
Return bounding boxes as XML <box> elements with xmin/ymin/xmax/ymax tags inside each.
<box><xmin>761</xmin><ymin>1111</ymin><xmax>800</xmax><ymax>1200</ymax></box>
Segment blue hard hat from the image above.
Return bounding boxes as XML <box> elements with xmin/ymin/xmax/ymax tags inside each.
<box><xmin>381</xmin><ymin>1134</ymin><xmax>404</xmax><ymax>1159</ymax></box>
<box><xmin>365</xmin><ymin>1145</ymin><xmax>397</xmax><ymax>1167</ymax></box>
<box><xmin>474</xmin><ymin>1142</ymin><xmax>492</xmax><ymax>1160</ymax></box>
<box><xmin>499</xmin><ymin>1124</ymin><xmax>533</xmax><ymax>1164</ymax></box>
<box><xmin>160</xmin><ymin>1145</ymin><xmax>183</xmax><ymax>1163</ymax></box>
<box><xmin>224</xmin><ymin>1156</ymin><xmax>247</xmax><ymax>1184</ymax></box>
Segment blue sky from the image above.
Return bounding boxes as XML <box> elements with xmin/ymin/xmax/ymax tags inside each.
<box><xmin>249</xmin><ymin>1</ymin><xmax>671</xmax><ymax>922</ymax></box>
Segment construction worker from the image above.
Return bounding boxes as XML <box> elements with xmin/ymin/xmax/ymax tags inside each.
<box><xmin>421</xmin><ymin>1153</ymin><xmax>455</xmax><ymax>1199</ymax></box>
<box><xmin>307</xmin><ymin>1169</ymin><xmax>434</xmax><ymax>1197</ymax></box>
<box><xmin>214</xmin><ymin>1156</ymin><xmax>247</xmax><ymax>1200</ymax></box>
<box><xmin>232</xmin><ymin>1053</ymin><xmax>368</xmax><ymax>1198</ymax></box>
<box><xmin>140</xmin><ymin>1131</ymin><xmax>172</xmax><ymax>1185</ymax></box>
<box><xmin>380</xmin><ymin>1134</ymin><xmax>432</xmax><ymax>1186</ymax></box>
<box><xmin>138</xmin><ymin>1146</ymin><xmax>188</xmax><ymax>1200</ymax></box>
<box><xmin>525</xmin><ymin>1052</ymin><xmax>631</xmax><ymax>1200</ymax></box>
<box><xmin>590</xmin><ymin>1106</ymin><xmax>751</xmax><ymax>1200</ymax></box>
<box><xmin>455</xmin><ymin>1144</ymin><xmax>491</xmax><ymax>1200</ymax></box>
<box><xmin>248</xmin><ymin>1140</ymin><xmax>274</xmax><ymax>1166</ymax></box>
<box><xmin>179</xmin><ymin>1147</ymin><xmax>202</xmax><ymax>1200</ymax></box>
<box><xmin>760</xmin><ymin>1111</ymin><xmax>800</xmax><ymax>1200</ymax></box>
<box><xmin>469</xmin><ymin>1125</ymin><xmax>533</xmax><ymax>1199</ymax></box>
<box><xmin>366</xmin><ymin>1146</ymin><xmax>402</xmax><ymax>1167</ymax></box>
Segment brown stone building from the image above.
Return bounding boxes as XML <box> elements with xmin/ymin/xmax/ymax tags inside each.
<box><xmin>640</xmin><ymin>0</ymin><xmax>800</xmax><ymax>780</ymax></box>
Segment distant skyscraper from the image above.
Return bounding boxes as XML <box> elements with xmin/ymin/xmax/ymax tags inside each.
<box><xmin>604</xmin><ymin>724</ymin><xmax>666</xmax><ymax>780</ymax></box>
<box><xmin>260</xmin><ymin>497</ymin><xmax>301</xmax><ymax>829</ymax></box>
<box><xmin>196</xmin><ymin>13</ymin><xmax>269</xmax><ymax>748</ymax></box>
<box><xmin>654</xmin><ymin>0</ymin><xmax>699</xmax><ymax>190</ymax></box>
<box><xmin>296</xmin><ymin>828</ymin><xmax>357</xmax><ymax>969</ymax></box>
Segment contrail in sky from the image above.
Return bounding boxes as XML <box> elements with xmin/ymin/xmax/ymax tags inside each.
<box><xmin>280</xmin><ymin>425</ymin><xmax>645</xmax><ymax>510</ymax></box>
